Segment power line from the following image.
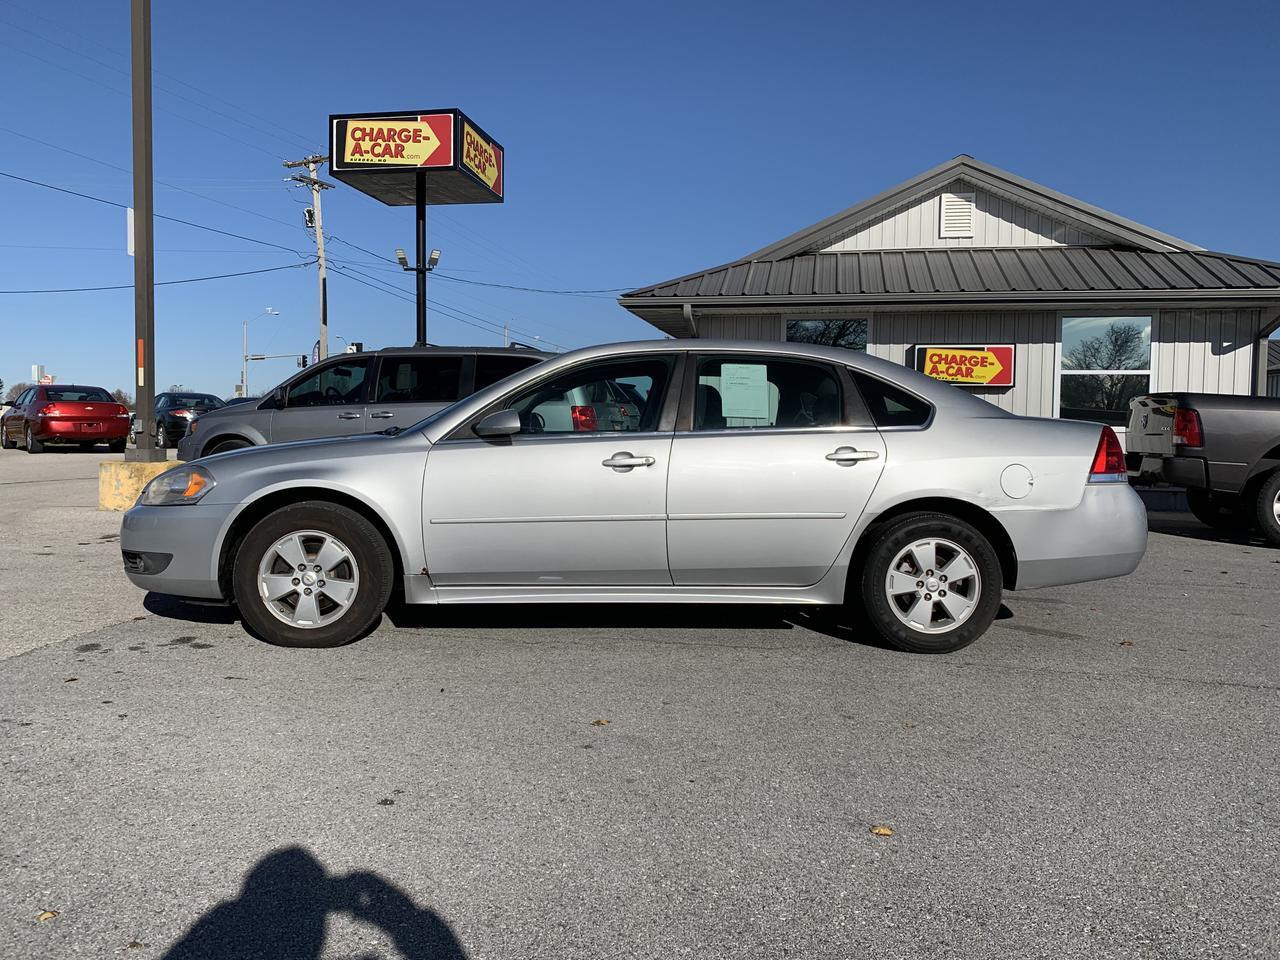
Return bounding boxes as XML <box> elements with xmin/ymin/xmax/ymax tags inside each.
<box><xmin>0</xmin><ymin>259</ymin><xmax>314</xmax><ymax>294</ymax></box>
<box><xmin>0</xmin><ymin>169</ymin><xmax>309</xmax><ymax>255</ymax></box>
<box><xmin>431</xmin><ymin>273</ymin><xmax>630</xmax><ymax>297</ymax></box>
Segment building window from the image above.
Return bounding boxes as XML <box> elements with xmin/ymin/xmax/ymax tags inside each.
<box><xmin>785</xmin><ymin>318</ymin><xmax>868</xmax><ymax>351</ymax></box>
<box><xmin>1059</xmin><ymin>315</ymin><xmax>1152</xmax><ymax>426</ymax></box>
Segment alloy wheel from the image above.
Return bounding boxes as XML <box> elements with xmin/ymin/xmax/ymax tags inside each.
<box><xmin>256</xmin><ymin>529</ymin><xmax>360</xmax><ymax>629</ymax></box>
<box><xmin>883</xmin><ymin>538</ymin><xmax>982</xmax><ymax>634</ymax></box>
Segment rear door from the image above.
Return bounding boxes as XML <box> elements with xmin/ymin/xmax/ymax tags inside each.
<box><xmin>665</xmin><ymin>353</ymin><xmax>886</xmax><ymax>587</ymax></box>
<box><xmin>269</xmin><ymin>357</ymin><xmax>371</xmax><ymax>443</ymax></box>
<box><xmin>366</xmin><ymin>354</ymin><xmax>467</xmax><ymax>430</ymax></box>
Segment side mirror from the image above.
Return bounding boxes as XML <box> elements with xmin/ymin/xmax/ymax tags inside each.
<box><xmin>473</xmin><ymin>409</ymin><xmax>521</xmax><ymax>438</ymax></box>
<box><xmin>272</xmin><ymin>386</ymin><xmax>286</xmax><ymax>409</ymax></box>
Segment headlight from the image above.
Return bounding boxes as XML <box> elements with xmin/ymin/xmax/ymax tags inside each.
<box><xmin>138</xmin><ymin>465</ymin><xmax>216</xmax><ymax>506</ymax></box>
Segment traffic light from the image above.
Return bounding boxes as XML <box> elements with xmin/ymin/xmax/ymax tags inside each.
<box><xmin>297</xmin><ymin>356</ymin><xmax>308</xmax><ymax>368</ymax></box>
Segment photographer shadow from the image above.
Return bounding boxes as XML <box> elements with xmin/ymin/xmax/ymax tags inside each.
<box><xmin>162</xmin><ymin>847</ymin><xmax>465</xmax><ymax>960</ymax></box>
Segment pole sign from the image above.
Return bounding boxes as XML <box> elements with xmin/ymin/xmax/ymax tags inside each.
<box><xmin>329</xmin><ymin>109</ymin><xmax>503</xmax><ymax>206</ymax></box>
<box><xmin>913</xmin><ymin>345</ymin><xmax>1015</xmax><ymax>387</ymax></box>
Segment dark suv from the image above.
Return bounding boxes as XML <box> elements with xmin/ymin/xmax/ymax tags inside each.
<box><xmin>177</xmin><ymin>346</ymin><xmax>550</xmax><ymax>460</ymax></box>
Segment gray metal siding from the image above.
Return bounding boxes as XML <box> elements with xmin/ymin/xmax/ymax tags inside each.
<box><xmin>823</xmin><ymin>181</ymin><xmax>1105</xmax><ymax>252</ymax></box>
<box><xmin>1269</xmin><ymin>372</ymin><xmax>1280</xmax><ymax>397</ymax></box>
<box><xmin>865</xmin><ymin>311</ymin><xmax>1058</xmax><ymax>417</ymax></box>
<box><xmin>1152</xmin><ymin>309</ymin><xmax>1261</xmax><ymax>396</ymax></box>
<box><xmin>696</xmin><ymin>314</ymin><xmax>783</xmax><ymax>340</ymax></box>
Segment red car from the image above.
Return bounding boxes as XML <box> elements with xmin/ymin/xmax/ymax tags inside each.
<box><xmin>1</xmin><ymin>384</ymin><xmax>131</xmax><ymax>453</ymax></box>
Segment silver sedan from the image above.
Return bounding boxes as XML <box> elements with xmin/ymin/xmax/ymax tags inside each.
<box><xmin>120</xmin><ymin>340</ymin><xmax>1147</xmax><ymax>653</ymax></box>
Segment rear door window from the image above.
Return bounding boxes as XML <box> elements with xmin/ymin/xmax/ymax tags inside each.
<box><xmin>850</xmin><ymin>370</ymin><xmax>932</xmax><ymax>428</ymax></box>
<box><xmin>374</xmin><ymin>356</ymin><xmax>465</xmax><ymax>404</ymax></box>
<box><xmin>474</xmin><ymin>354</ymin><xmax>542</xmax><ymax>391</ymax></box>
<box><xmin>692</xmin><ymin>357</ymin><xmax>842</xmax><ymax>431</ymax></box>
<box><xmin>284</xmin><ymin>359</ymin><xmax>370</xmax><ymax>407</ymax></box>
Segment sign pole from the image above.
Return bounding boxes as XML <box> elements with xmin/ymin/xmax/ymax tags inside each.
<box><xmin>126</xmin><ymin>0</ymin><xmax>161</xmax><ymax>463</ymax></box>
<box><xmin>415</xmin><ymin>172</ymin><xmax>427</xmax><ymax>346</ymax></box>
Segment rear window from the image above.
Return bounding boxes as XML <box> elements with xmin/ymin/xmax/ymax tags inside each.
<box><xmin>374</xmin><ymin>356</ymin><xmax>464</xmax><ymax>404</ymax></box>
<box><xmin>170</xmin><ymin>394</ymin><xmax>223</xmax><ymax>408</ymax></box>
<box><xmin>850</xmin><ymin>371</ymin><xmax>932</xmax><ymax>428</ymax></box>
<box><xmin>45</xmin><ymin>387</ymin><xmax>112</xmax><ymax>402</ymax></box>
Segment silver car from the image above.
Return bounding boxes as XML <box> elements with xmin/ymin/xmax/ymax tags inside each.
<box><xmin>121</xmin><ymin>340</ymin><xmax>1147</xmax><ymax>654</ymax></box>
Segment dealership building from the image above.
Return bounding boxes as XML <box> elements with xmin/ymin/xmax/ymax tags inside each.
<box><xmin>619</xmin><ymin>156</ymin><xmax>1280</xmax><ymax>430</ymax></box>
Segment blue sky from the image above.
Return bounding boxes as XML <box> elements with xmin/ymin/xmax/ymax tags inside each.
<box><xmin>1</xmin><ymin>0</ymin><xmax>1278</xmax><ymax>397</ymax></box>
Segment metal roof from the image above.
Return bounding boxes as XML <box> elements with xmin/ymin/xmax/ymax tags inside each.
<box><xmin>620</xmin><ymin>247</ymin><xmax>1280</xmax><ymax>307</ymax></box>
<box><xmin>1269</xmin><ymin>339</ymin><xmax>1280</xmax><ymax>371</ymax></box>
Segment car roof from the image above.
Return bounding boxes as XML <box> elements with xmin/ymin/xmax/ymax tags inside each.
<box><xmin>368</xmin><ymin>345</ymin><xmax>554</xmax><ymax>357</ymax></box>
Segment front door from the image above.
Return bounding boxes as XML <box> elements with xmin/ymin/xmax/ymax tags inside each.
<box><xmin>666</xmin><ymin>353</ymin><xmax>886</xmax><ymax>586</ymax></box>
<box><xmin>270</xmin><ymin>357</ymin><xmax>371</xmax><ymax>444</ymax></box>
<box><xmin>423</xmin><ymin>355</ymin><xmax>678</xmax><ymax>586</ymax></box>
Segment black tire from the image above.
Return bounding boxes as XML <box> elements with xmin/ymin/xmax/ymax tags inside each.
<box><xmin>25</xmin><ymin>425</ymin><xmax>43</xmax><ymax>454</ymax></box>
<box><xmin>1254</xmin><ymin>471</ymin><xmax>1280</xmax><ymax>547</ymax></box>
<box><xmin>207</xmin><ymin>437</ymin><xmax>252</xmax><ymax>455</ymax></box>
<box><xmin>233</xmin><ymin>501</ymin><xmax>394</xmax><ymax>648</ymax></box>
<box><xmin>0</xmin><ymin>427</ymin><xmax>14</xmax><ymax>450</ymax></box>
<box><xmin>108</xmin><ymin>438</ymin><xmax>126</xmax><ymax>453</ymax></box>
<box><xmin>858</xmin><ymin>512</ymin><xmax>1003</xmax><ymax>654</ymax></box>
<box><xmin>1186</xmin><ymin>489</ymin><xmax>1252</xmax><ymax>532</ymax></box>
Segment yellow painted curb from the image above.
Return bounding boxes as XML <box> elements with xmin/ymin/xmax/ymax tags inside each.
<box><xmin>99</xmin><ymin>460</ymin><xmax>171</xmax><ymax>512</ymax></box>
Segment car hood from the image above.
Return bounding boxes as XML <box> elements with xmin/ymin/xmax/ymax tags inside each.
<box><xmin>199</xmin><ymin>429</ymin><xmax>426</xmax><ymax>470</ymax></box>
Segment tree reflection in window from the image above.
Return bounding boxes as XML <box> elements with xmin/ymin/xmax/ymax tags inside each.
<box><xmin>786</xmin><ymin>319</ymin><xmax>868</xmax><ymax>351</ymax></box>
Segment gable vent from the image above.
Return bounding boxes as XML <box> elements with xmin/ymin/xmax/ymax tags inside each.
<box><xmin>939</xmin><ymin>192</ymin><xmax>975</xmax><ymax>238</ymax></box>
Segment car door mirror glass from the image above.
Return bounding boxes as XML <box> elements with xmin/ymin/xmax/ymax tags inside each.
<box><xmin>474</xmin><ymin>409</ymin><xmax>521</xmax><ymax>438</ymax></box>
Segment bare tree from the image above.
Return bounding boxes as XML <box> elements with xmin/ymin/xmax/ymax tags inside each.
<box><xmin>1063</xmin><ymin>322</ymin><xmax>1146</xmax><ymax>372</ymax></box>
<box><xmin>787</xmin><ymin>320</ymin><xmax>867</xmax><ymax>351</ymax></box>
<box><xmin>4</xmin><ymin>382</ymin><xmax>31</xmax><ymax>403</ymax></box>
<box><xmin>112</xmin><ymin>389</ymin><xmax>134</xmax><ymax>410</ymax></box>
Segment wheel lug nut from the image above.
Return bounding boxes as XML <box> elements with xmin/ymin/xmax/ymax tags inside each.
<box><xmin>318</xmin><ymin>580</ymin><xmax>325</xmax><ymax>587</ymax></box>
<box><xmin>939</xmin><ymin>590</ymin><xmax>947</xmax><ymax>597</ymax></box>
<box><xmin>926</xmin><ymin>569</ymin><xmax>934</xmax><ymax>576</ymax></box>
<box><xmin>916</xmin><ymin>580</ymin><xmax>924</xmax><ymax>588</ymax></box>
<box><xmin>924</xmin><ymin>593</ymin><xmax>932</xmax><ymax>600</ymax></box>
<box><xmin>297</xmin><ymin>564</ymin><xmax>306</xmax><ymax>571</ymax></box>
<box><xmin>940</xmin><ymin>575</ymin><xmax>948</xmax><ymax>583</ymax></box>
<box><xmin>313</xmin><ymin>564</ymin><xmax>322</xmax><ymax>572</ymax></box>
<box><xmin>304</xmin><ymin>588</ymin><xmax>312</xmax><ymax>595</ymax></box>
<box><xmin>291</xmin><ymin>578</ymin><xmax>300</xmax><ymax>586</ymax></box>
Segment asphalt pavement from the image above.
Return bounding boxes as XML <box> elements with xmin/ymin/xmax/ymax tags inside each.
<box><xmin>1</xmin><ymin>446</ymin><xmax>1277</xmax><ymax>959</ymax></box>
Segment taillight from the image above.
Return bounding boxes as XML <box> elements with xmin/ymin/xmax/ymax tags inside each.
<box><xmin>570</xmin><ymin>405</ymin><xmax>598</xmax><ymax>432</ymax></box>
<box><xmin>115</xmin><ymin>404</ymin><xmax>131</xmax><ymax>418</ymax></box>
<box><xmin>1088</xmin><ymin>426</ymin><xmax>1127</xmax><ymax>483</ymax></box>
<box><xmin>171</xmin><ymin>408</ymin><xmax>192</xmax><ymax>419</ymax></box>
<box><xmin>38</xmin><ymin>404</ymin><xmax>60</xmax><ymax>417</ymax></box>
<box><xmin>1172</xmin><ymin>408</ymin><xmax>1203</xmax><ymax>447</ymax></box>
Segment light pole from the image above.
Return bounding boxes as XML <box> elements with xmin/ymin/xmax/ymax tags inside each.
<box><xmin>241</xmin><ymin>307</ymin><xmax>279</xmax><ymax>396</ymax></box>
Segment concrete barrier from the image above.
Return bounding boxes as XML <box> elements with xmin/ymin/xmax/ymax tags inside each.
<box><xmin>99</xmin><ymin>460</ymin><xmax>171</xmax><ymax>511</ymax></box>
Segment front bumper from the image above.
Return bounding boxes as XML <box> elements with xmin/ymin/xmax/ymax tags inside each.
<box><xmin>119</xmin><ymin>502</ymin><xmax>236</xmax><ymax>600</ymax></box>
<box><xmin>1000</xmin><ymin>482</ymin><xmax>1148</xmax><ymax>590</ymax></box>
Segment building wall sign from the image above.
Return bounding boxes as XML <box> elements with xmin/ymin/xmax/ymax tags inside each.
<box><xmin>913</xmin><ymin>345</ymin><xmax>1015</xmax><ymax>386</ymax></box>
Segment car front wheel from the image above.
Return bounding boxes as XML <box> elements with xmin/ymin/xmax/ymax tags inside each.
<box><xmin>233</xmin><ymin>501</ymin><xmax>394</xmax><ymax>648</ymax></box>
<box><xmin>859</xmin><ymin>512</ymin><xmax>1002</xmax><ymax>654</ymax></box>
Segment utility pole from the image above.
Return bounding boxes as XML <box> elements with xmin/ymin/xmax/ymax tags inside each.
<box><xmin>284</xmin><ymin>155</ymin><xmax>332</xmax><ymax>361</ymax></box>
<box><xmin>125</xmin><ymin>0</ymin><xmax>161</xmax><ymax>463</ymax></box>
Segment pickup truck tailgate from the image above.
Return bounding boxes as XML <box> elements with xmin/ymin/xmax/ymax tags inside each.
<box><xmin>1127</xmin><ymin>396</ymin><xmax>1176</xmax><ymax>457</ymax></box>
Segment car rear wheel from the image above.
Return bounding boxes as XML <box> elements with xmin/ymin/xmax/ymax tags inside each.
<box><xmin>1254</xmin><ymin>471</ymin><xmax>1280</xmax><ymax>547</ymax></box>
<box><xmin>154</xmin><ymin>425</ymin><xmax>167</xmax><ymax>449</ymax></box>
<box><xmin>25</xmin><ymin>425</ymin><xmax>43</xmax><ymax>454</ymax></box>
<box><xmin>1186</xmin><ymin>489</ymin><xmax>1252</xmax><ymax>532</ymax></box>
<box><xmin>859</xmin><ymin>512</ymin><xmax>1002</xmax><ymax>654</ymax></box>
<box><xmin>233</xmin><ymin>501</ymin><xmax>394</xmax><ymax>648</ymax></box>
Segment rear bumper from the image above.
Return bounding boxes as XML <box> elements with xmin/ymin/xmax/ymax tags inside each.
<box><xmin>37</xmin><ymin>418</ymin><xmax>130</xmax><ymax>441</ymax></box>
<box><xmin>119</xmin><ymin>502</ymin><xmax>234</xmax><ymax>600</ymax></box>
<box><xmin>176</xmin><ymin>432</ymin><xmax>201</xmax><ymax>462</ymax></box>
<box><xmin>1000</xmin><ymin>483</ymin><xmax>1148</xmax><ymax>590</ymax></box>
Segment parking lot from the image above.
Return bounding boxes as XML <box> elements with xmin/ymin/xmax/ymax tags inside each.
<box><xmin>1</xmin><ymin>447</ymin><xmax>1277</xmax><ymax>959</ymax></box>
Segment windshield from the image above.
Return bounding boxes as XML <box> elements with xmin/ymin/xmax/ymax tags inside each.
<box><xmin>171</xmin><ymin>394</ymin><xmax>224</xmax><ymax>408</ymax></box>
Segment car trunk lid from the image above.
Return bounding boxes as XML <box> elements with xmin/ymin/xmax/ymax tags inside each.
<box><xmin>1126</xmin><ymin>395</ymin><xmax>1178</xmax><ymax>456</ymax></box>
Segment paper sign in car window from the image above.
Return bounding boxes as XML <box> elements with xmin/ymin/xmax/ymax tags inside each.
<box><xmin>719</xmin><ymin>364</ymin><xmax>771</xmax><ymax>421</ymax></box>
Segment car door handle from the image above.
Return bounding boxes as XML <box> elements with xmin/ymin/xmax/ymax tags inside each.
<box><xmin>369</xmin><ymin>411</ymin><xmax>395</xmax><ymax>419</ymax></box>
<box><xmin>826</xmin><ymin>446</ymin><xmax>880</xmax><ymax>463</ymax></box>
<box><xmin>602</xmin><ymin>452</ymin><xmax>656</xmax><ymax>470</ymax></box>
<box><xmin>336</xmin><ymin>412</ymin><xmax>361</xmax><ymax>420</ymax></box>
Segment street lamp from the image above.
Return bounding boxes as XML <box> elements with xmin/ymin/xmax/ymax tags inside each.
<box><xmin>241</xmin><ymin>307</ymin><xmax>279</xmax><ymax>396</ymax></box>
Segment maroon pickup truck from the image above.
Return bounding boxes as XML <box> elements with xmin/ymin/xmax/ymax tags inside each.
<box><xmin>1127</xmin><ymin>393</ymin><xmax>1280</xmax><ymax>545</ymax></box>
